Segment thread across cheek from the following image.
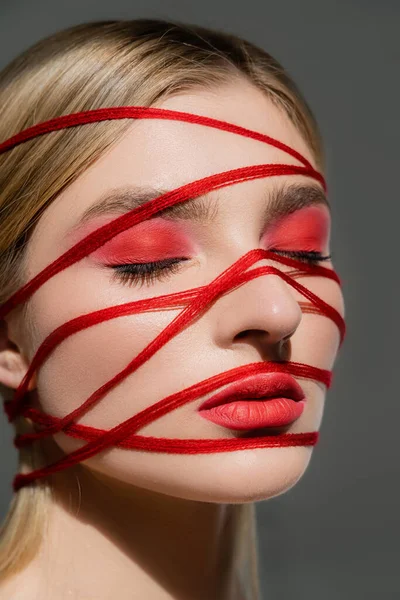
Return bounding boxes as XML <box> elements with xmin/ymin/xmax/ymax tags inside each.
<box><xmin>264</xmin><ymin>205</ymin><xmax>331</xmax><ymax>252</ymax></box>
<box><xmin>82</xmin><ymin>218</ymin><xmax>196</xmax><ymax>263</ymax></box>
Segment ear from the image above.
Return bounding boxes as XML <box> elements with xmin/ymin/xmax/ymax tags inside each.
<box><xmin>0</xmin><ymin>319</ymin><xmax>36</xmax><ymax>391</ymax></box>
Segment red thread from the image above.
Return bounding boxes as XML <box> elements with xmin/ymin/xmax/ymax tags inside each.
<box><xmin>0</xmin><ymin>106</ymin><xmax>346</xmax><ymax>492</ymax></box>
<box><xmin>0</xmin><ymin>106</ymin><xmax>316</xmax><ymax>171</ymax></box>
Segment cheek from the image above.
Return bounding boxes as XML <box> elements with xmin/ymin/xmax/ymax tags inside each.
<box><xmin>264</xmin><ymin>206</ymin><xmax>331</xmax><ymax>251</ymax></box>
<box><xmin>34</xmin><ymin>306</ymin><xmax>179</xmax><ymax>425</ymax></box>
<box><xmin>290</xmin><ymin>274</ymin><xmax>344</xmax><ymax>371</ymax></box>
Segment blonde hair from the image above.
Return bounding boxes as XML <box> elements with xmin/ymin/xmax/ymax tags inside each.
<box><xmin>0</xmin><ymin>18</ymin><xmax>325</xmax><ymax>598</ymax></box>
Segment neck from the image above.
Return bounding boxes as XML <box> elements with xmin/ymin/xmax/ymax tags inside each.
<box><xmin>24</xmin><ymin>451</ymin><xmax>247</xmax><ymax>600</ymax></box>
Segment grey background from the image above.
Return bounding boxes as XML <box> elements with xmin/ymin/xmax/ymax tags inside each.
<box><xmin>0</xmin><ymin>1</ymin><xmax>398</xmax><ymax>598</ymax></box>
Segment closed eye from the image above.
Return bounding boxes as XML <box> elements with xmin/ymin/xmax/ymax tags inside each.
<box><xmin>109</xmin><ymin>250</ymin><xmax>331</xmax><ymax>289</ymax></box>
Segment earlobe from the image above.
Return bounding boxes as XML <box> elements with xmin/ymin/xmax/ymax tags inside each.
<box><xmin>0</xmin><ymin>319</ymin><xmax>36</xmax><ymax>392</ymax></box>
<box><xmin>0</xmin><ymin>348</ymin><xmax>33</xmax><ymax>390</ymax></box>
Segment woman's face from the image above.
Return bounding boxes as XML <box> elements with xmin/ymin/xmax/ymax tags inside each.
<box><xmin>14</xmin><ymin>80</ymin><xmax>344</xmax><ymax>502</ymax></box>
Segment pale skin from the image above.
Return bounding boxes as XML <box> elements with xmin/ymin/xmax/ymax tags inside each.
<box><xmin>0</xmin><ymin>79</ymin><xmax>345</xmax><ymax>599</ymax></box>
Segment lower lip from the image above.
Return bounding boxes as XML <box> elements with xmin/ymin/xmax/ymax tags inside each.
<box><xmin>199</xmin><ymin>398</ymin><xmax>305</xmax><ymax>430</ymax></box>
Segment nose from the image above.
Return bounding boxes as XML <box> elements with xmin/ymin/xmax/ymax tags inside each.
<box><xmin>210</xmin><ymin>261</ymin><xmax>302</xmax><ymax>357</ymax></box>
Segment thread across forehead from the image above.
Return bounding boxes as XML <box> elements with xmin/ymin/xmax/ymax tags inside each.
<box><xmin>0</xmin><ymin>106</ymin><xmax>344</xmax><ymax>493</ymax></box>
<box><xmin>0</xmin><ymin>106</ymin><xmax>319</xmax><ymax>171</ymax></box>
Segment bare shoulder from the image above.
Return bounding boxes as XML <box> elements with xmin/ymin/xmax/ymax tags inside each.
<box><xmin>0</xmin><ymin>567</ymin><xmax>41</xmax><ymax>600</ymax></box>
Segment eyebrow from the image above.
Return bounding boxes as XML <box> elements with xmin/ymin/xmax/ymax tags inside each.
<box><xmin>70</xmin><ymin>182</ymin><xmax>330</xmax><ymax>235</ymax></box>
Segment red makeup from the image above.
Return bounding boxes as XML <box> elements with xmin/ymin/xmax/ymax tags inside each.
<box><xmin>264</xmin><ymin>205</ymin><xmax>330</xmax><ymax>252</ymax></box>
<box><xmin>69</xmin><ymin>204</ymin><xmax>330</xmax><ymax>268</ymax></box>
<box><xmin>74</xmin><ymin>217</ymin><xmax>196</xmax><ymax>264</ymax></box>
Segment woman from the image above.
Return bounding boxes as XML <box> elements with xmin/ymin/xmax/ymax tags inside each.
<box><xmin>0</xmin><ymin>19</ymin><xmax>345</xmax><ymax>600</ymax></box>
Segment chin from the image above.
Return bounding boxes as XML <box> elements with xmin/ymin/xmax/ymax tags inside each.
<box><xmin>81</xmin><ymin>443</ymin><xmax>314</xmax><ymax>504</ymax></box>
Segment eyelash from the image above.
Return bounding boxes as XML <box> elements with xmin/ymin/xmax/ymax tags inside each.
<box><xmin>110</xmin><ymin>250</ymin><xmax>332</xmax><ymax>289</ymax></box>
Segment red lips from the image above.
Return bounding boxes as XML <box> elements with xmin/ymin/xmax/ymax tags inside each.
<box><xmin>197</xmin><ymin>372</ymin><xmax>305</xmax><ymax>411</ymax></box>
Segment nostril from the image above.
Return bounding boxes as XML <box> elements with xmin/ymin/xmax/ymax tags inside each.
<box><xmin>234</xmin><ymin>329</ymin><xmax>266</xmax><ymax>341</ymax></box>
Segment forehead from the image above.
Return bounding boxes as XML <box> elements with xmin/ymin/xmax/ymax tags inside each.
<box><xmin>28</xmin><ymin>81</ymin><xmax>319</xmax><ymax>270</ymax></box>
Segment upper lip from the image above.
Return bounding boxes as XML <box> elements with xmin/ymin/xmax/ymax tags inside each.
<box><xmin>197</xmin><ymin>372</ymin><xmax>305</xmax><ymax>411</ymax></box>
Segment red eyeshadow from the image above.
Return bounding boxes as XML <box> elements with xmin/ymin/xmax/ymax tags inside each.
<box><xmin>74</xmin><ymin>217</ymin><xmax>196</xmax><ymax>263</ymax></box>
<box><xmin>264</xmin><ymin>205</ymin><xmax>330</xmax><ymax>252</ymax></box>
